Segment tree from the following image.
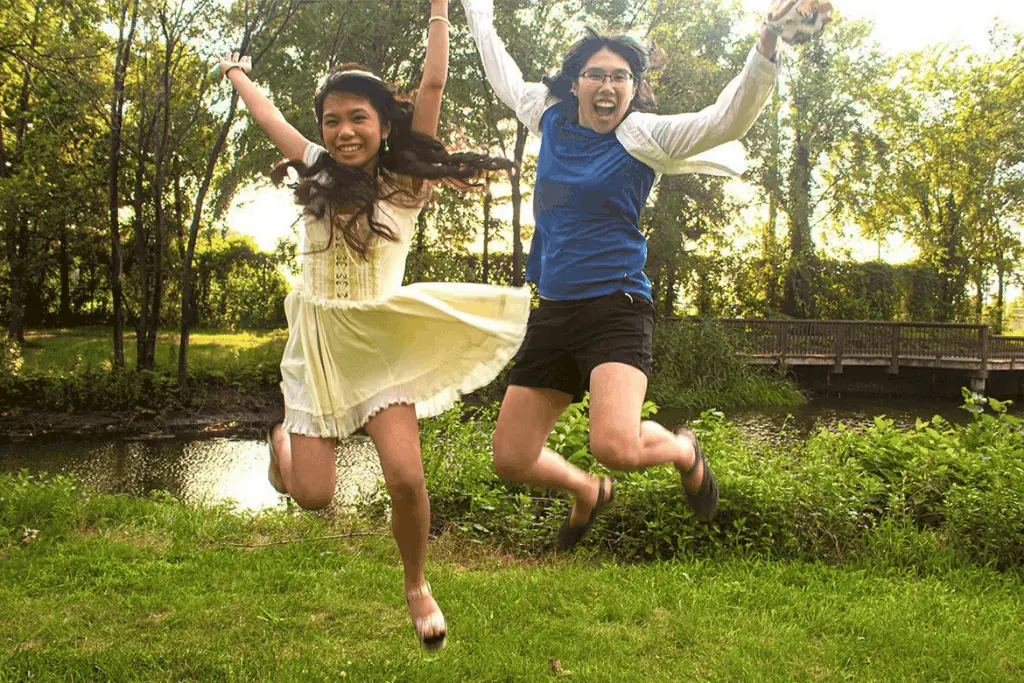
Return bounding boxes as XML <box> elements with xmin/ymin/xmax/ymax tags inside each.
<box><xmin>744</xmin><ymin>16</ymin><xmax>885</xmax><ymax>318</ymax></box>
<box><xmin>854</xmin><ymin>33</ymin><xmax>1024</xmax><ymax>323</ymax></box>
<box><xmin>176</xmin><ymin>0</ymin><xmax>306</xmax><ymax>387</ymax></box>
<box><xmin>107</xmin><ymin>0</ymin><xmax>140</xmax><ymax>366</ymax></box>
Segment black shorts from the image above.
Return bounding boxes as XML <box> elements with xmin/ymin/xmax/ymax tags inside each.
<box><xmin>508</xmin><ymin>291</ymin><xmax>655</xmax><ymax>403</ymax></box>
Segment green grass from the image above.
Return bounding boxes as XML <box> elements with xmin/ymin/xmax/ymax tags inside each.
<box><xmin>20</xmin><ymin>327</ymin><xmax>287</xmax><ymax>377</ymax></box>
<box><xmin>1</xmin><ymin>478</ymin><xmax>1022</xmax><ymax>681</ymax></box>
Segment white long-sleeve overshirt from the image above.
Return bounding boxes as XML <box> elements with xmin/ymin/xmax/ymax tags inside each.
<box><xmin>462</xmin><ymin>0</ymin><xmax>781</xmax><ymax>177</ymax></box>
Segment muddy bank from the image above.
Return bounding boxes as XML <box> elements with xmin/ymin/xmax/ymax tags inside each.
<box><xmin>0</xmin><ymin>384</ymin><xmax>502</xmax><ymax>444</ymax></box>
<box><xmin>0</xmin><ymin>386</ymin><xmax>283</xmax><ymax>444</ymax></box>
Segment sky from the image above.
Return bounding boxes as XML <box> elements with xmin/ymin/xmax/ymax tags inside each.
<box><xmin>227</xmin><ymin>0</ymin><xmax>1024</xmax><ymax>264</ymax></box>
<box><xmin>742</xmin><ymin>0</ymin><xmax>1024</xmax><ymax>54</ymax></box>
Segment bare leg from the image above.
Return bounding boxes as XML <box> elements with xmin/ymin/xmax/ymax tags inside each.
<box><xmin>492</xmin><ymin>385</ymin><xmax>605</xmax><ymax>527</ymax></box>
<box><xmin>269</xmin><ymin>423</ymin><xmax>337</xmax><ymax>510</ymax></box>
<box><xmin>362</xmin><ymin>403</ymin><xmax>444</xmax><ymax>644</ymax></box>
<box><xmin>588</xmin><ymin>362</ymin><xmax>705</xmax><ymax>490</ymax></box>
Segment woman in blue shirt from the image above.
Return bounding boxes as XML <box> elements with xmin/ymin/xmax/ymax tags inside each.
<box><xmin>462</xmin><ymin>0</ymin><xmax>829</xmax><ymax>547</ymax></box>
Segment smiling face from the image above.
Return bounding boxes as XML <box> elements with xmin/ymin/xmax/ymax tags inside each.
<box><xmin>320</xmin><ymin>92</ymin><xmax>389</xmax><ymax>172</ymax></box>
<box><xmin>572</xmin><ymin>48</ymin><xmax>638</xmax><ymax>134</ymax></box>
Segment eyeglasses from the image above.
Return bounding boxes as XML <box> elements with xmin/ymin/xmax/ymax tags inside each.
<box><xmin>579</xmin><ymin>69</ymin><xmax>634</xmax><ymax>86</ymax></box>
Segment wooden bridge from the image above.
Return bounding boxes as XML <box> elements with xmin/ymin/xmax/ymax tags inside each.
<box><xmin>709</xmin><ymin>319</ymin><xmax>1024</xmax><ymax>392</ymax></box>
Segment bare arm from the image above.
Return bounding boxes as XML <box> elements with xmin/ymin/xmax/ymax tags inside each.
<box><xmin>411</xmin><ymin>0</ymin><xmax>449</xmax><ymax>137</ymax></box>
<box><xmin>218</xmin><ymin>52</ymin><xmax>311</xmax><ymax>162</ymax></box>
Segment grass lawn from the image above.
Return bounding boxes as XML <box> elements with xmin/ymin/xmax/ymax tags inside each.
<box><xmin>20</xmin><ymin>327</ymin><xmax>287</xmax><ymax>377</ymax></box>
<box><xmin>2</xmin><ymin>484</ymin><xmax>1022</xmax><ymax>682</ymax></box>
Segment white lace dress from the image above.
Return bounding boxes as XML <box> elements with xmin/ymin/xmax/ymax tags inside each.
<box><xmin>280</xmin><ymin>144</ymin><xmax>530</xmax><ymax>438</ymax></box>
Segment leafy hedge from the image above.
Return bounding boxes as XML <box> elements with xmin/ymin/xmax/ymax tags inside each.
<box><xmin>363</xmin><ymin>391</ymin><xmax>1024</xmax><ymax>571</ymax></box>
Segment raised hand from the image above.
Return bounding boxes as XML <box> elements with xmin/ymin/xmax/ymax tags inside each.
<box><xmin>217</xmin><ymin>51</ymin><xmax>252</xmax><ymax>77</ymax></box>
<box><xmin>764</xmin><ymin>0</ymin><xmax>833</xmax><ymax>45</ymax></box>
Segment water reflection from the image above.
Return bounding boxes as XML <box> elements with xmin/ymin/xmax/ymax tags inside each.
<box><xmin>0</xmin><ymin>436</ymin><xmax>382</xmax><ymax>513</ymax></box>
<box><xmin>2</xmin><ymin>398</ymin><xmax>1018</xmax><ymax>511</ymax></box>
<box><xmin>659</xmin><ymin>397</ymin><xmax>1021</xmax><ymax>446</ymax></box>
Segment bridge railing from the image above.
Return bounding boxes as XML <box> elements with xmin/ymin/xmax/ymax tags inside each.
<box><xmin>991</xmin><ymin>335</ymin><xmax>1024</xmax><ymax>360</ymax></box>
<box><xmin>714</xmin><ymin>320</ymin><xmax>984</xmax><ymax>357</ymax></box>
<box><xmin>703</xmin><ymin>319</ymin><xmax>1024</xmax><ymax>371</ymax></box>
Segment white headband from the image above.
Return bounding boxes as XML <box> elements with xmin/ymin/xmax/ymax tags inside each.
<box><xmin>316</xmin><ymin>69</ymin><xmax>384</xmax><ymax>93</ymax></box>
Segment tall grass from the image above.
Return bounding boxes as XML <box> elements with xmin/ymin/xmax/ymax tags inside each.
<box><xmin>648</xmin><ymin>320</ymin><xmax>803</xmax><ymax>411</ymax></box>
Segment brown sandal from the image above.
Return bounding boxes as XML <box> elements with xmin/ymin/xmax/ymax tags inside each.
<box><xmin>554</xmin><ymin>476</ymin><xmax>615</xmax><ymax>550</ymax></box>
<box><xmin>676</xmin><ymin>427</ymin><xmax>719</xmax><ymax>521</ymax></box>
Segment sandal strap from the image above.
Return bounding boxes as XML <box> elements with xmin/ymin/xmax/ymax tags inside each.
<box><xmin>405</xmin><ymin>581</ymin><xmax>433</xmax><ymax>602</ymax></box>
<box><xmin>587</xmin><ymin>477</ymin><xmax>606</xmax><ymax>525</ymax></box>
<box><xmin>676</xmin><ymin>427</ymin><xmax>703</xmax><ymax>475</ymax></box>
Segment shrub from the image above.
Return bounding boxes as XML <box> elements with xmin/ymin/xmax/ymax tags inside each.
<box><xmin>0</xmin><ymin>336</ymin><xmax>23</xmax><ymax>392</ymax></box>
<box><xmin>362</xmin><ymin>393</ymin><xmax>1024</xmax><ymax>571</ymax></box>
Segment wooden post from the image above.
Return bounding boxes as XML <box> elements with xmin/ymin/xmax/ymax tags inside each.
<box><xmin>832</xmin><ymin>321</ymin><xmax>844</xmax><ymax>374</ymax></box>
<box><xmin>888</xmin><ymin>325</ymin><xmax>900</xmax><ymax>375</ymax></box>
<box><xmin>779</xmin><ymin>321</ymin><xmax>790</xmax><ymax>368</ymax></box>
<box><xmin>979</xmin><ymin>325</ymin><xmax>990</xmax><ymax>380</ymax></box>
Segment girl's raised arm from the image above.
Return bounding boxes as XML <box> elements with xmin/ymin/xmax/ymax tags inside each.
<box><xmin>219</xmin><ymin>52</ymin><xmax>311</xmax><ymax>162</ymax></box>
<box><xmin>411</xmin><ymin>0</ymin><xmax>450</xmax><ymax>137</ymax></box>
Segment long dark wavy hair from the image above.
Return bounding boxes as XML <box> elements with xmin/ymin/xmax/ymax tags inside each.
<box><xmin>542</xmin><ymin>28</ymin><xmax>657</xmax><ymax>115</ymax></box>
<box><xmin>272</xmin><ymin>63</ymin><xmax>513</xmax><ymax>258</ymax></box>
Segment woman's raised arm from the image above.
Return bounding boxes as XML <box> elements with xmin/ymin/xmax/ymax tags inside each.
<box><xmin>412</xmin><ymin>0</ymin><xmax>451</xmax><ymax>137</ymax></box>
<box><xmin>218</xmin><ymin>52</ymin><xmax>311</xmax><ymax>162</ymax></box>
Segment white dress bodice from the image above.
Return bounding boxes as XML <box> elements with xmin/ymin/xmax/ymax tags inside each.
<box><xmin>299</xmin><ymin>201</ymin><xmax>421</xmax><ymax>302</ymax></box>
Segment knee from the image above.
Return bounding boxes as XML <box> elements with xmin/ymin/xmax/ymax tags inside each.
<box><xmin>292</xmin><ymin>486</ymin><xmax>334</xmax><ymax>511</ymax></box>
<box><xmin>492</xmin><ymin>431</ymin><xmax>527</xmax><ymax>480</ymax></box>
<box><xmin>590</xmin><ymin>431</ymin><xmax>640</xmax><ymax>471</ymax></box>
<box><xmin>385</xmin><ymin>467</ymin><xmax>426</xmax><ymax>507</ymax></box>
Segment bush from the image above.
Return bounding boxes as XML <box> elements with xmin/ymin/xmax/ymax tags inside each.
<box><xmin>364</xmin><ymin>393</ymin><xmax>1024</xmax><ymax>571</ymax></box>
<box><xmin>0</xmin><ymin>336</ymin><xmax>23</xmax><ymax>392</ymax></box>
<box><xmin>3</xmin><ymin>366</ymin><xmax>181</xmax><ymax>412</ymax></box>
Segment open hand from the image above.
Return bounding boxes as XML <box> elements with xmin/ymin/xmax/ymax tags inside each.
<box><xmin>218</xmin><ymin>51</ymin><xmax>252</xmax><ymax>76</ymax></box>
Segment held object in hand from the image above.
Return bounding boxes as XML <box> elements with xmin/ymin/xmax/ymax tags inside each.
<box><xmin>763</xmin><ymin>0</ymin><xmax>834</xmax><ymax>45</ymax></box>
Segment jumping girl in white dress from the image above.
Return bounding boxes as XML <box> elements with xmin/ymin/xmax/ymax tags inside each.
<box><xmin>218</xmin><ymin>0</ymin><xmax>529</xmax><ymax>649</ymax></box>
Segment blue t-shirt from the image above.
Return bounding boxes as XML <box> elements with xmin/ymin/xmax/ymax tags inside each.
<box><xmin>527</xmin><ymin>100</ymin><xmax>657</xmax><ymax>301</ymax></box>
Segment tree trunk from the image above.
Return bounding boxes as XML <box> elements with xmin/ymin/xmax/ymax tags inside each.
<box><xmin>177</xmin><ymin>1</ymin><xmax>301</xmax><ymax>387</ymax></box>
<box><xmin>763</xmin><ymin>88</ymin><xmax>782</xmax><ymax>313</ymax></box>
<box><xmin>177</xmin><ymin>93</ymin><xmax>240</xmax><ymax>387</ymax></box>
<box><xmin>59</xmin><ymin>225</ymin><xmax>72</xmax><ymax>324</ymax></box>
<box><xmin>974</xmin><ymin>271</ymin><xmax>984</xmax><ymax>323</ymax></box>
<box><xmin>995</xmin><ymin>263</ymin><xmax>1005</xmax><ymax>335</ymax></box>
<box><xmin>145</xmin><ymin>37</ymin><xmax>174</xmax><ymax>373</ymax></box>
<box><xmin>4</xmin><ymin>31</ymin><xmax>38</xmax><ymax>344</ymax></box>
<box><xmin>938</xmin><ymin>193</ymin><xmax>965</xmax><ymax>322</ymax></box>
<box><xmin>663</xmin><ymin>264</ymin><xmax>677</xmax><ymax>317</ymax></box>
<box><xmin>5</xmin><ymin>217</ymin><xmax>25</xmax><ymax>344</ymax></box>
<box><xmin>108</xmin><ymin>0</ymin><xmax>139</xmax><ymax>367</ymax></box>
<box><xmin>134</xmin><ymin>121</ymin><xmax>150</xmax><ymax>368</ymax></box>
<box><xmin>510</xmin><ymin>122</ymin><xmax>528</xmax><ymax>287</ymax></box>
<box><xmin>482</xmin><ymin>174</ymin><xmax>491</xmax><ymax>284</ymax></box>
<box><xmin>413</xmin><ymin>208</ymin><xmax>427</xmax><ymax>281</ymax></box>
<box><xmin>783</xmin><ymin>130</ymin><xmax>815</xmax><ymax>318</ymax></box>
